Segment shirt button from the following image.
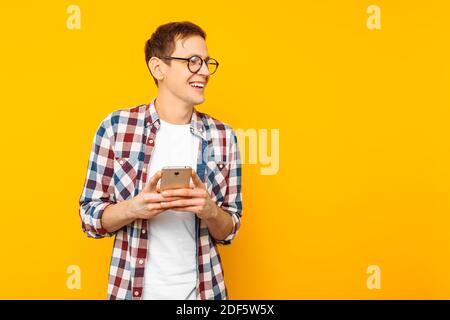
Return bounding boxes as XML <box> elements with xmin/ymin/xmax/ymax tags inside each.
<box><xmin>134</xmin><ymin>291</ymin><xmax>140</xmax><ymax>297</ymax></box>
<box><xmin>142</xmin><ymin>229</ymin><xmax>146</xmax><ymax>234</ymax></box>
<box><xmin>146</xmin><ymin>122</ymin><xmax>150</xmax><ymax>126</ymax></box>
<box><xmin>119</xmin><ymin>160</ymin><xmax>124</xmax><ymax>165</ymax></box>
<box><xmin>199</xmin><ymin>128</ymin><xmax>203</xmax><ymax>132</ymax></box>
<box><xmin>218</xmin><ymin>164</ymin><xmax>224</xmax><ymax>169</ymax></box>
<box><xmin>149</xmin><ymin>139</ymin><xmax>154</xmax><ymax>144</ymax></box>
<box><xmin>139</xmin><ymin>259</ymin><xmax>144</xmax><ymax>265</ymax></box>
<box><xmin>143</xmin><ymin>168</ymin><xmax>146</xmax><ymax>172</ymax></box>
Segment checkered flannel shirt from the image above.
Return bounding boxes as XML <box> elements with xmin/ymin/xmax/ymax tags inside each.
<box><xmin>79</xmin><ymin>98</ymin><xmax>243</xmax><ymax>300</ymax></box>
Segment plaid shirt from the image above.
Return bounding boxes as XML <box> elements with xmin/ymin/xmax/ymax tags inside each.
<box><xmin>79</xmin><ymin>98</ymin><xmax>242</xmax><ymax>300</ymax></box>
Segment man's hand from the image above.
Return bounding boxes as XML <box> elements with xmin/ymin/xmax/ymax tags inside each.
<box><xmin>126</xmin><ymin>170</ymin><xmax>184</xmax><ymax>220</ymax></box>
<box><xmin>159</xmin><ymin>170</ymin><xmax>218</xmax><ymax>220</ymax></box>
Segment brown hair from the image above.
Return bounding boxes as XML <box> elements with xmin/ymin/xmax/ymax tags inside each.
<box><xmin>144</xmin><ymin>21</ymin><xmax>206</xmax><ymax>87</ymax></box>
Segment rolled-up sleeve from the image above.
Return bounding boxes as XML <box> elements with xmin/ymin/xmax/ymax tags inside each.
<box><xmin>214</xmin><ymin>129</ymin><xmax>243</xmax><ymax>246</ymax></box>
<box><xmin>79</xmin><ymin>116</ymin><xmax>116</xmax><ymax>239</ymax></box>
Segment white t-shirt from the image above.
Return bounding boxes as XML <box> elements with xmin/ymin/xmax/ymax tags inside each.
<box><xmin>142</xmin><ymin>118</ymin><xmax>200</xmax><ymax>300</ymax></box>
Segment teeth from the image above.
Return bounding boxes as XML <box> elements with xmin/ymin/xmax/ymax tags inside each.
<box><xmin>190</xmin><ymin>82</ymin><xmax>205</xmax><ymax>88</ymax></box>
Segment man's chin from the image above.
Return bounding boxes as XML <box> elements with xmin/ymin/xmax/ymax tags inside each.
<box><xmin>191</xmin><ymin>95</ymin><xmax>205</xmax><ymax>106</ymax></box>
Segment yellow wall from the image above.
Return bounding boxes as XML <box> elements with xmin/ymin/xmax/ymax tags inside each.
<box><xmin>0</xmin><ymin>1</ymin><xmax>449</xmax><ymax>299</ymax></box>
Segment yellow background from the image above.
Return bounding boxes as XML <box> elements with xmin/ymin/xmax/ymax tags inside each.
<box><xmin>0</xmin><ymin>0</ymin><xmax>449</xmax><ymax>299</ymax></box>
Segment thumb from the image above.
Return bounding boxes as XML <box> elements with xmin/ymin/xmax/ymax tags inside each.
<box><xmin>191</xmin><ymin>170</ymin><xmax>205</xmax><ymax>189</ymax></box>
<box><xmin>142</xmin><ymin>170</ymin><xmax>162</xmax><ymax>193</ymax></box>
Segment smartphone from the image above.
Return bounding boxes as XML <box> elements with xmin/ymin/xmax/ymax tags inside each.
<box><xmin>160</xmin><ymin>166</ymin><xmax>192</xmax><ymax>191</ymax></box>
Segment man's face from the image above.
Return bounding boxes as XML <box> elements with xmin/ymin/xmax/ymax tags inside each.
<box><xmin>161</xmin><ymin>35</ymin><xmax>211</xmax><ymax>106</ymax></box>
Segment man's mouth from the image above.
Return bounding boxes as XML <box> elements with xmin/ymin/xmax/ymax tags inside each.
<box><xmin>189</xmin><ymin>81</ymin><xmax>206</xmax><ymax>89</ymax></box>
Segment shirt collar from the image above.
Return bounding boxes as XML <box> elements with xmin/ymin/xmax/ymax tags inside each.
<box><xmin>145</xmin><ymin>98</ymin><xmax>207</xmax><ymax>140</ymax></box>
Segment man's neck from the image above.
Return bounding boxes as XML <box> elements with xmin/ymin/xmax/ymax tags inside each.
<box><xmin>154</xmin><ymin>90</ymin><xmax>194</xmax><ymax>125</ymax></box>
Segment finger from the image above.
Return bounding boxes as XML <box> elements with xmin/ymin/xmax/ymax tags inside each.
<box><xmin>162</xmin><ymin>188</ymin><xmax>207</xmax><ymax>198</ymax></box>
<box><xmin>160</xmin><ymin>198</ymin><xmax>204</xmax><ymax>209</ymax></box>
<box><xmin>160</xmin><ymin>196</ymin><xmax>184</xmax><ymax>202</ymax></box>
<box><xmin>191</xmin><ymin>170</ymin><xmax>205</xmax><ymax>188</ymax></box>
<box><xmin>143</xmin><ymin>193</ymin><xmax>184</xmax><ymax>203</ymax></box>
<box><xmin>171</xmin><ymin>206</ymin><xmax>201</xmax><ymax>214</ymax></box>
<box><xmin>147</xmin><ymin>203</ymin><xmax>163</xmax><ymax>212</ymax></box>
<box><xmin>143</xmin><ymin>170</ymin><xmax>162</xmax><ymax>193</ymax></box>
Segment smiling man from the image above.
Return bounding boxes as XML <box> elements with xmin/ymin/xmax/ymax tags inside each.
<box><xmin>78</xmin><ymin>21</ymin><xmax>243</xmax><ymax>300</ymax></box>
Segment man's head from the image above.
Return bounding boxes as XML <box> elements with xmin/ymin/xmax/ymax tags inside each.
<box><xmin>145</xmin><ymin>21</ymin><xmax>218</xmax><ymax>106</ymax></box>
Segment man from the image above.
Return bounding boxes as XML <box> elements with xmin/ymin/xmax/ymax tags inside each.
<box><xmin>78</xmin><ymin>21</ymin><xmax>243</xmax><ymax>300</ymax></box>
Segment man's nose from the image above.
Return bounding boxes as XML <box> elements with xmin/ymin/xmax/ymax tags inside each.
<box><xmin>197</xmin><ymin>60</ymin><xmax>210</xmax><ymax>77</ymax></box>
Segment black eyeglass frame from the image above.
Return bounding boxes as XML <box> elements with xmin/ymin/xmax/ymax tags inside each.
<box><xmin>161</xmin><ymin>55</ymin><xmax>219</xmax><ymax>74</ymax></box>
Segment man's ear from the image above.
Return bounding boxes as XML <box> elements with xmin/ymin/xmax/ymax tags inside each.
<box><xmin>148</xmin><ymin>57</ymin><xmax>165</xmax><ymax>82</ymax></box>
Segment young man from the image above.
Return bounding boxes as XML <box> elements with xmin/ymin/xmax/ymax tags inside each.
<box><xmin>78</xmin><ymin>21</ymin><xmax>243</xmax><ymax>300</ymax></box>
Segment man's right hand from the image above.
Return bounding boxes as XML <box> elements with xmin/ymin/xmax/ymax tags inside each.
<box><xmin>126</xmin><ymin>170</ymin><xmax>182</xmax><ymax>220</ymax></box>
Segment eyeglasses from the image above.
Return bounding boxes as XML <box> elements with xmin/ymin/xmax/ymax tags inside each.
<box><xmin>161</xmin><ymin>55</ymin><xmax>219</xmax><ymax>75</ymax></box>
